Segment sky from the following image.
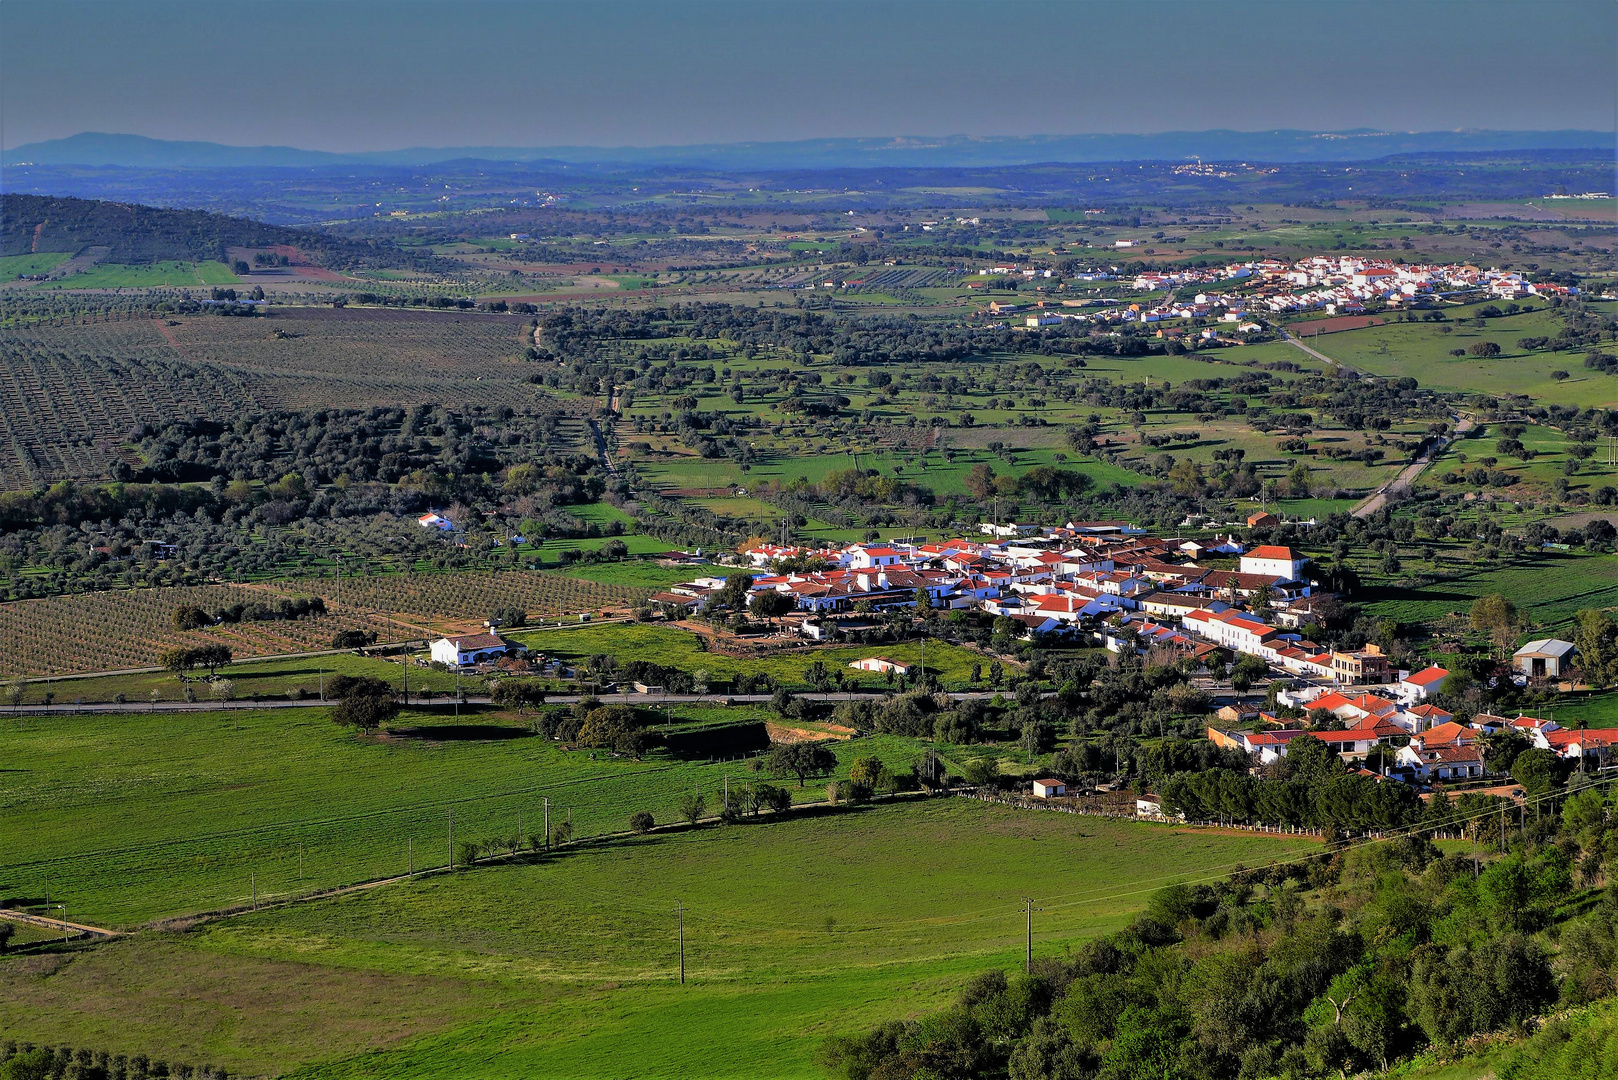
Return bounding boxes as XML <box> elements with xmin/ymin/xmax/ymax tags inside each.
<box><xmin>3</xmin><ymin>0</ymin><xmax>1615</xmax><ymax>152</ymax></box>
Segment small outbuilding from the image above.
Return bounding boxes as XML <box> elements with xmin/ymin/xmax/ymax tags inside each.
<box><xmin>1032</xmin><ymin>779</ymin><xmax>1066</xmax><ymax>799</ymax></box>
<box><xmin>1513</xmin><ymin>639</ymin><xmax>1575</xmax><ymax>680</ymax></box>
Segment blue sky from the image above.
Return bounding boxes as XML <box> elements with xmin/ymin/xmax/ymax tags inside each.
<box><xmin>3</xmin><ymin>0</ymin><xmax>1614</xmax><ymax>151</ymax></box>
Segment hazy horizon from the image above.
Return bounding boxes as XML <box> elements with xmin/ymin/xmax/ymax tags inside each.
<box><xmin>3</xmin><ymin>0</ymin><xmax>1614</xmax><ymax>153</ymax></box>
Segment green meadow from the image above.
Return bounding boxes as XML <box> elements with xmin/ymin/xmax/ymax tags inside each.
<box><xmin>0</xmin><ymin>702</ymin><xmax>937</xmax><ymax>928</ymax></box>
<box><xmin>39</xmin><ymin>259</ymin><xmax>242</xmax><ymax>289</ymax></box>
<box><xmin>1301</xmin><ymin>309</ymin><xmax>1618</xmax><ymax>407</ymax></box>
<box><xmin>0</xmin><ymin>251</ymin><xmax>71</xmax><ymax>277</ymax></box>
<box><xmin>0</xmin><ymin>798</ymin><xmax>1313</xmax><ymax>1078</ymax></box>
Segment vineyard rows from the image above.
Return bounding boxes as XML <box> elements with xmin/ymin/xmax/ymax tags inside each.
<box><xmin>283</xmin><ymin>569</ymin><xmax>649</xmax><ymax>626</ymax></box>
<box><xmin>0</xmin><ymin>584</ymin><xmax>413</xmax><ymax>678</ymax></box>
<box><xmin>0</xmin><ymin>571</ymin><xmax>649</xmax><ymax>676</ymax></box>
<box><xmin>0</xmin><ymin>306</ymin><xmax>576</xmax><ymax>484</ymax></box>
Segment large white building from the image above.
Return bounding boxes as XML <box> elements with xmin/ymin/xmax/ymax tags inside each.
<box><xmin>1239</xmin><ymin>545</ymin><xmax>1307</xmax><ymax>580</ymax></box>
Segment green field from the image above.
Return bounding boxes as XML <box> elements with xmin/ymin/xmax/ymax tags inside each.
<box><xmin>1301</xmin><ymin>308</ymin><xmax>1618</xmax><ymax>408</ymax></box>
<box><xmin>0</xmin><ymin>798</ymin><xmax>1313</xmax><ymax>1078</ymax></box>
<box><xmin>1360</xmin><ymin>549</ymin><xmax>1618</xmax><ymax>634</ymax></box>
<box><xmin>0</xmin><ymin>701</ymin><xmax>943</xmax><ymax>927</ymax></box>
<box><xmin>38</xmin><ymin>259</ymin><xmax>243</xmax><ymax>289</ymax></box>
<box><xmin>509</xmin><ymin>623</ymin><xmax>991</xmax><ymax>688</ymax></box>
<box><xmin>0</xmin><ymin>251</ymin><xmax>71</xmax><ymax>277</ymax></box>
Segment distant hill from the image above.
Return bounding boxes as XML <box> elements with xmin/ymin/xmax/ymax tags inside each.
<box><xmin>4</xmin><ymin>129</ymin><xmax>1609</xmax><ymax>170</ymax></box>
<box><xmin>0</xmin><ymin>194</ymin><xmax>431</xmax><ymax>269</ymax></box>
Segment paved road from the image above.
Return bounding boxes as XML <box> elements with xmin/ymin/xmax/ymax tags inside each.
<box><xmin>1279</xmin><ymin>327</ymin><xmax>1474</xmax><ymax>518</ymax></box>
<box><xmin>2</xmin><ymin>689</ymin><xmax>1011</xmax><ymax>717</ymax></box>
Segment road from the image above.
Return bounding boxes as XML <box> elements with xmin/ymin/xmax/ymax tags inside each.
<box><xmin>0</xmin><ymin>907</ymin><xmax>118</xmax><ymax>939</ymax></box>
<box><xmin>1</xmin><ymin>688</ymin><xmax>1011</xmax><ymax>717</ymax></box>
<box><xmin>1278</xmin><ymin>327</ymin><xmax>1473</xmax><ymax>518</ymax></box>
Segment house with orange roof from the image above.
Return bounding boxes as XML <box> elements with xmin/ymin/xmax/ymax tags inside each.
<box><xmin>1398</xmin><ymin>664</ymin><xmax>1451</xmax><ymax>703</ymax></box>
<box><xmin>1240</xmin><ymin>545</ymin><xmax>1308</xmax><ymax>580</ymax></box>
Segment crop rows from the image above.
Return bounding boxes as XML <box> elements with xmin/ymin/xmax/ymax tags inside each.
<box><xmin>0</xmin><ymin>322</ymin><xmax>265</xmax><ymax>486</ymax></box>
<box><xmin>161</xmin><ymin>307</ymin><xmax>544</xmax><ymax>411</ymax></box>
<box><xmin>280</xmin><ymin>570</ymin><xmax>650</xmax><ymax>627</ymax></box>
<box><xmin>0</xmin><ymin>307</ymin><xmax>571</xmax><ymax>483</ymax></box>
<box><xmin>0</xmin><ymin>584</ymin><xmax>413</xmax><ymax>677</ymax></box>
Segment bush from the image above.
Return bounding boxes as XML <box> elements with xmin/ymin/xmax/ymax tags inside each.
<box><xmin>629</xmin><ymin>810</ymin><xmax>655</xmax><ymax>833</ymax></box>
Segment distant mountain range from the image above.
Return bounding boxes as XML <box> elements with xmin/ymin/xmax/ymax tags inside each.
<box><xmin>3</xmin><ymin>129</ymin><xmax>1611</xmax><ymax>170</ymax></box>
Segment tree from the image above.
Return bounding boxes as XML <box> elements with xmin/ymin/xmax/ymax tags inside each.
<box><xmin>159</xmin><ymin>646</ymin><xmax>198</xmax><ymax>676</ymax></box>
<box><xmin>4</xmin><ymin>681</ymin><xmax>23</xmax><ymax>711</ymax></box>
<box><xmin>196</xmin><ymin>643</ymin><xmax>232</xmax><ymax>677</ymax></box>
<box><xmin>1287</xmin><ymin>461</ymin><xmax>1311</xmax><ymax>497</ymax></box>
<box><xmin>629</xmin><ymin>810</ymin><xmax>655</xmax><ymax>833</ymax></box>
<box><xmin>1470</xmin><ymin>593</ymin><xmax>1519</xmax><ymax>658</ymax></box>
<box><xmin>962</xmin><ymin>756</ymin><xmax>1001</xmax><ymax>789</ymax></box>
<box><xmin>751</xmin><ymin>589</ymin><xmax>795</xmax><ymax>625</ymax></box>
<box><xmin>848</xmin><ymin>755</ymin><xmax>894</xmax><ymax>794</ymax></box>
<box><xmin>0</xmin><ymin>922</ymin><xmax>13</xmax><ymax>954</ymax></box>
<box><xmin>172</xmin><ymin>604</ymin><xmax>210</xmax><ymax>631</ymax></box>
<box><xmin>964</xmin><ymin>463</ymin><xmax>997</xmax><ymax>499</ymax></box>
<box><xmin>210</xmin><ymin>679</ymin><xmax>235</xmax><ymax>703</ymax></box>
<box><xmin>331</xmin><ymin>677</ymin><xmax>399</xmax><ymax>733</ymax></box>
<box><xmin>677</xmin><ymin>790</ymin><xmax>707</xmax><ymax>825</ymax></box>
<box><xmin>1510</xmin><ymin>747</ymin><xmax>1558</xmax><ymax>797</ymax></box>
<box><xmin>1572</xmin><ymin>608</ymin><xmax>1618</xmax><ymax>687</ymax></box>
<box><xmin>768</xmin><ymin>741</ymin><xmax>838</xmax><ymax>786</ymax></box>
<box><xmin>1469</xmin><ymin>341</ymin><xmax>1502</xmax><ymax>357</ymax></box>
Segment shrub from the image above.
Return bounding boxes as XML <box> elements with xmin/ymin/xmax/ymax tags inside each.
<box><xmin>629</xmin><ymin>810</ymin><xmax>655</xmax><ymax>833</ymax></box>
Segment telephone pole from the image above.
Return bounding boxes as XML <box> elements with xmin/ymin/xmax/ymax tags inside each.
<box><xmin>1024</xmin><ymin>897</ymin><xmax>1041</xmax><ymax>972</ymax></box>
<box><xmin>677</xmin><ymin>900</ymin><xmax>686</xmax><ymax>985</ymax></box>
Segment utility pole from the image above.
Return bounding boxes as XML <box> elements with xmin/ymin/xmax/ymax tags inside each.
<box><xmin>677</xmin><ymin>900</ymin><xmax>686</xmax><ymax>985</ymax></box>
<box><xmin>544</xmin><ymin>797</ymin><xmax>551</xmax><ymax>851</ymax></box>
<box><xmin>1024</xmin><ymin>897</ymin><xmax>1041</xmax><ymax>972</ymax></box>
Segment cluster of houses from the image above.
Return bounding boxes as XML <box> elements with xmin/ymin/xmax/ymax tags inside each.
<box><xmin>984</xmin><ymin>255</ymin><xmax>1576</xmax><ymax>336</ymax></box>
<box><xmin>1211</xmin><ymin>692</ymin><xmax>1618</xmax><ymax>783</ymax></box>
<box><xmin>656</xmin><ymin>518</ymin><xmax>1348</xmax><ymax>664</ymax></box>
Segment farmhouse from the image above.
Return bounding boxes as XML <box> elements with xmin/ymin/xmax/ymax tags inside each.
<box><xmin>417</xmin><ymin>512</ymin><xmax>454</xmax><ymax>531</ymax></box>
<box><xmin>430</xmin><ymin>632</ymin><xmax>510</xmax><ymax>667</ymax></box>
<box><xmin>850</xmin><ymin>656</ymin><xmax>913</xmax><ymax>676</ymax></box>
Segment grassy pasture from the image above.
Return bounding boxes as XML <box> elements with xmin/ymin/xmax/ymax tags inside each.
<box><xmin>0</xmin><ymin>701</ymin><xmax>938</xmax><ymax>927</ymax></box>
<box><xmin>0</xmin><ymin>251</ymin><xmax>71</xmax><ymax>277</ymax></box>
<box><xmin>39</xmin><ymin>260</ymin><xmax>241</xmax><ymax>289</ymax></box>
<box><xmin>0</xmin><ymin>799</ymin><xmax>1314</xmax><ymax>1078</ymax></box>
<box><xmin>1360</xmin><ymin>550</ymin><xmax>1618</xmax><ymax>634</ymax></box>
<box><xmin>507</xmin><ymin>622</ymin><xmax>990</xmax><ymax>688</ymax></box>
<box><xmin>1301</xmin><ymin>310</ymin><xmax>1618</xmax><ymax>407</ymax></box>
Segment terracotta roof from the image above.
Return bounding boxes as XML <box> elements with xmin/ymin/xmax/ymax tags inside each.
<box><xmin>1404</xmin><ymin>665</ymin><xmax>1450</xmax><ymax>687</ymax></box>
<box><xmin>446</xmin><ymin>633</ymin><xmax>506</xmax><ymax>650</ymax></box>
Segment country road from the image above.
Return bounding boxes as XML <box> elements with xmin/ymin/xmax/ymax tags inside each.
<box><xmin>1</xmin><ymin>688</ymin><xmax>1013</xmax><ymax>717</ymax></box>
<box><xmin>1278</xmin><ymin>327</ymin><xmax>1474</xmax><ymax>518</ymax></box>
